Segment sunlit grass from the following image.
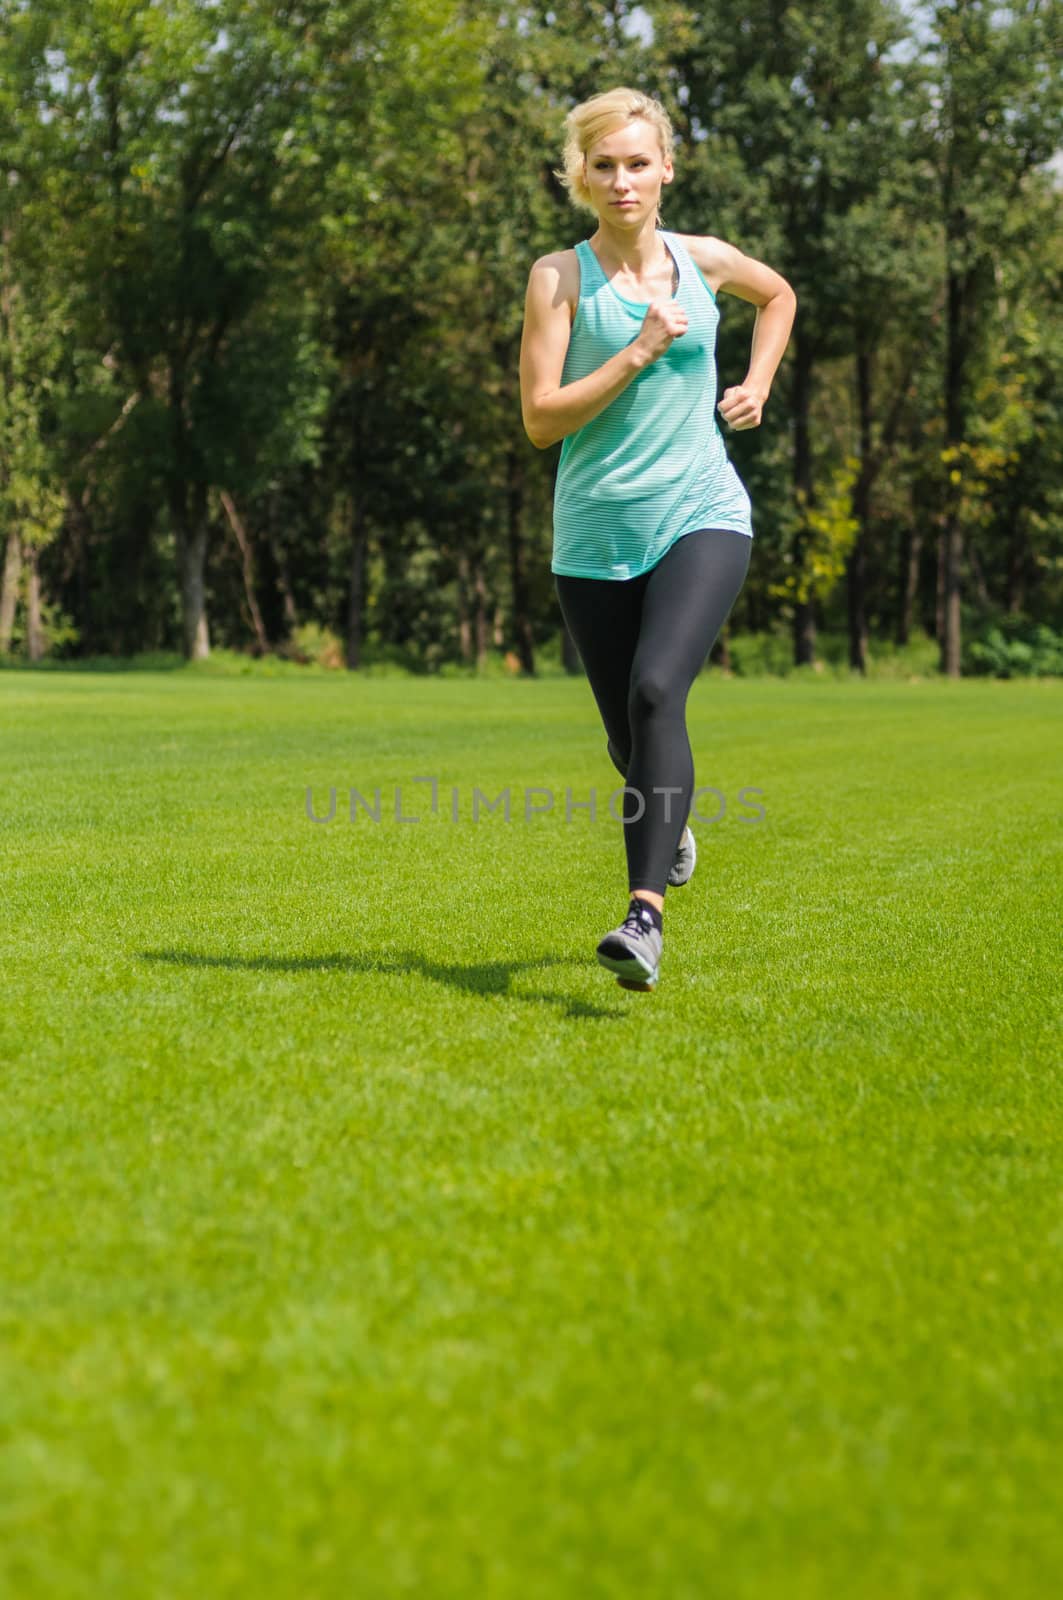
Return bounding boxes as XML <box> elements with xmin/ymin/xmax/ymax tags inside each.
<box><xmin>1</xmin><ymin>667</ymin><xmax>1060</xmax><ymax>1598</ymax></box>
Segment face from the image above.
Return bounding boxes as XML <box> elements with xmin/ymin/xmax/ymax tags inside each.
<box><xmin>583</xmin><ymin>118</ymin><xmax>673</xmax><ymax>223</ymax></box>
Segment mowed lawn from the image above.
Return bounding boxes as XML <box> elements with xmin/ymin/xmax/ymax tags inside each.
<box><xmin>1</xmin><ymin>665</ymin><xmax>1060</xmax><ymax>1599</ymax></box>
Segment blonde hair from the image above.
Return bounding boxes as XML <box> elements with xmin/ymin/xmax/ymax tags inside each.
<box><xmin>553</xmin><ymin>87</ymin><xmax>676</xmax><ymax>227</ymax></box>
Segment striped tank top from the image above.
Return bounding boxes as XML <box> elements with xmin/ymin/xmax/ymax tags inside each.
<box><xmin>551</xmin><ymin>229</ymin><xmax>754</xmax><ymax>580</ymax></box>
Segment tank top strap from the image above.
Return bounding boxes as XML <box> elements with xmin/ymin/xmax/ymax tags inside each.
<box><xmin>663</xmin><ymin>231</ymin><xmax>717</xmax><ymax>305</ymax></box>
<box><xmin>660</xmin><ymin>230</ymin><xmax>691</xmax><ymax>281</ymax></box>
<box><xmin>575</xmin><ymin>238</ymin><xmax>604</xmax><ymax>299</ymax></box>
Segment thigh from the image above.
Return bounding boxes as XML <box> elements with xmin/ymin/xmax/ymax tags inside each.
<box><xmin>555</xmin><ymin>570</ymin><xmax>647</xmax><ymax>738</ymax></box>
<box><xmin>633</xmin><ymin>528</ymin><xmax>752</xmax><ymax>695</ymax></box>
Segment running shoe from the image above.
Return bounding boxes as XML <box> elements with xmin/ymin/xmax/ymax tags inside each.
<box><xmin>596</xmin><ymin>898</ymin><xmax>663</xmax><ymax>992</ymax></box>
<box><xmin>667</xmin><ymin>824</ymin><xmax>696</xmax><ymax>887</ymax></box>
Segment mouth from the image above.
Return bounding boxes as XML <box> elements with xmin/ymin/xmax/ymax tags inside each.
<box><xmin>612</xmin><ymin>201</ymin><xmax>637</xmax><ymax>208</ymax></box>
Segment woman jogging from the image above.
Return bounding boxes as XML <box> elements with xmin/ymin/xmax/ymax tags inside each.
<box><xmin>519</xmin><ymin>86</ymin><xmax>796</xmax><ymax>993</ymax></box>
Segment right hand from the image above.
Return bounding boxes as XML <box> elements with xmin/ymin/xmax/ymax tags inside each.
<box><xmin>634</xmin><ymin>298</ymin><xmax>689</xmax><ymax>363</ymax></box>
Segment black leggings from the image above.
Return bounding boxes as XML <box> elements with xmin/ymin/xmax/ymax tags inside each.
<box><xmin>555</xmin><ymin>526</ymin><xmax>752</xmax><ymax>897</ymax></box>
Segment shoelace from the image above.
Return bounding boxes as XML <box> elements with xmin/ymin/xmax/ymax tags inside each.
<box><xmin>622</xmin><ymin>901</ymin><xmax>657</xmax><ymax>940</ymax></box>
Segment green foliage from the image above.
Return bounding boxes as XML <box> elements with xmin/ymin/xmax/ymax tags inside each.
<box><xmin>964</xmin><ymin>615</ymin><xmax>1063</xmax><ymax>679</ymax></box>
<box><xmin>288</xmin><ymin>620</ymin><xmax>345</xmax><ymax>669</ymax></box>
<box><xmin>770</xmin><ymin>458</ymin><xmax>862</xmax><ymax>608</ymax></box>
<box><xmin>0</xmin><ymin>591</ymin><xmax>80</xmax><ymax>657</ymax></box>
<box><xmin>0</xmin><ymin>0</ymin><xmax>1060</xmax><ymax>670</ymax></box>
<box><xmin>727</xmin><ymin>625</ymin><xmax>941</xmax><ymax>679</ymax></box>
<box><xmin>0</xmin><ymin>226</ymin><xmax>69</xmax><ymax>554</ymax></box>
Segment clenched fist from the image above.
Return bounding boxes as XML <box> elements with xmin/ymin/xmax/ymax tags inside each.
<box><xmin>634</xmin><ymin>298</ymin><xmax>689</xmax><ymax>364</ymax></box>
<box><xmin>717</xmin><ymin>383</ymin><xmax>768</xmax><ymax>431</ymax></box>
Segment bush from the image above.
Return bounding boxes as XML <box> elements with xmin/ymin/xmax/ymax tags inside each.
<box><xmin>963</xmin><ymin>615</ymin><xmax>1063</xmax><ymax>678</ymax></box>
<box><xmin>287</xmin><ymin>622</ymin><xmax>345</xmax><ymax>669</ymax></box>
<box><xmin>725</xmin><ymin>630</ymin><xmax>796</xmax><ymax>676</ymax></box>
<box><xmin>1</xmin><ymin>596</ymin><xmax>80</xmax><ymax>660</ymax></box>
<box><xmin>723</xmin><ymin>627</ymin><xmax>940</xmax><ymax>679</ymax></box>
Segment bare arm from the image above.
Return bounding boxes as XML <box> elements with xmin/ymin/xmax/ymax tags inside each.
<box><xmin>681</xmin><ymin>234</ymin><xmax>797</xmax><ymax>430</ymax></box>
<box><xmin>519</xmin><ymin>255</ymin><xmax>667</xmax><ymax>450</ymax></box>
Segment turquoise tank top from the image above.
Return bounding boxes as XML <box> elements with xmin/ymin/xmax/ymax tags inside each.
<box><xmin>551</xmin><ymin>230</ymin><xmax>753</xmax><ymax>580</ymax></box>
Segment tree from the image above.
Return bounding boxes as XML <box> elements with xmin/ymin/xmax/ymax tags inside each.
<box><xmin>918</xmin><ymin>0</ymin><xmax>1063</xmax><ymax>675</ymax></box>
<box><xmin>11</xmin><ymin>0</ymin><xmax>341</xmax><ymax>657</ymax></box>
<box><xmin>653</xmin><ymin>0</ymin><xmax>920</xmax><ymax>666</ymax></box>
<box><xmin>0</xmin><ymin>181</ymin><xmax>70</xmax><ymax>659</ymax></box>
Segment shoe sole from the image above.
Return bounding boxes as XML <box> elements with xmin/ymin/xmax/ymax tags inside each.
<box><xmin>668</xmin><ymin>830</ymin><xmax>697</xmax><ymax>888</ymax></box>
<box><xmin>596</xmin><ymin>948</ymin><xmax>659</xmax><ymax>990</ymax></box>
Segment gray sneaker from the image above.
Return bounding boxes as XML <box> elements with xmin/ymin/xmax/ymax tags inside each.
<box><xmin>596</xmin><ymin>898</ymin><xmax>663</xmax><ymax>992</ymax></box>
<box><xmin>667</xmin><ymin>824</ymin><xmax>696</xmax><ymax>887</ymax></box>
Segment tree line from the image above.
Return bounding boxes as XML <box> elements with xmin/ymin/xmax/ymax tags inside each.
<box><xmin>1</xmin><ymin>0</ymin><xmax>1061</xmax><ymax>677</ymax></box>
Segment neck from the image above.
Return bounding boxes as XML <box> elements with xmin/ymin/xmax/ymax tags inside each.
<box><xmin>590</xmin><ymin>216</ymin><xmax>666</xmax><ymax>275</ymax></box>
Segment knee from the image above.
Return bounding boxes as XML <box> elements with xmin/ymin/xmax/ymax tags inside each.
<box><xmin>628</xmin><ymin>668</ymin><xmax>674</xmax><ymax>724</ymax></box>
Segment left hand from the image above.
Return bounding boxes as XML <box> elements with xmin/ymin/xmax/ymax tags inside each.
<box><xmin>717</xmin><ymin>383</ymin><xmax>767</xmax><ymax>431</ymax></box>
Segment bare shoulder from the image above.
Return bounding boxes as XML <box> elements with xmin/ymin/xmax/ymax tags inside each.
<box><xmin>674</xmin><ymin>232</ymin><xmax>795</xmax><ymax>307</ymax></box>
<box><xmin>673</xmin><ymin>233</ymin><xmax>730</xmax><ymax>292</ymax></box>
<box><xmin>527</xmin><ymin>248</ymin><xmax>580</xmax><ymax>324</ymax></box>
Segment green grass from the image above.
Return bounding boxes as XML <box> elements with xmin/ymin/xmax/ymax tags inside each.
<box><xmin>1</xmin><ymin>666</ymin><xmax>1060</xmax><ymax>1599</ymax></box>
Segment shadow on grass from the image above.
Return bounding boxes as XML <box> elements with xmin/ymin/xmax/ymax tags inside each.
<box><xmin>139</xmin><ymin>948</ymin><xmax>628</xmax><ymax>1020</ymax></box>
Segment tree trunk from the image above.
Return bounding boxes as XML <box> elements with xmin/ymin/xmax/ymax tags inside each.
<box><xmin>0</xmin><ymin>211</ymin><xmax>21</xmax><ymax>659</ymax></box>
<box><xmin>966</xmin><ymin>540</ymin><xmax>991</xmax><ymax>609</ymax></box>
<box><xmin>171</xmin><ymin>482</ymin><xmax>210</xmax><ymax>660</ymax></box>
<box><xmin>848</xmin><ymin>349</ymin><xmax>872</xmax><ymax>674</ymax></box>
<box><xmin>265</xmin><ymin>490</ymin><xmax>299</xmax><ymax>642</ymax></box>
<box><xmin>473</xmin><ymin>557</ymin><xmax>489</xmax><ymax>671</ymax></box>
<box><xmin>506</xmin><ymin>446</ymin><xmax>536</xmax><ymax>675</ymax></box>
<box><xmin>220</xmin><ymin>490</ymin><xmax>270</xmax><ymax>655</ymax></box>
<box><xmin>744</xmin><ymin>582</ymin><xmax>758</xmax><ymax>633</ymax></box>
<box><xmin>25</xmin><ymin>543</ymin><xmax>43</xmax><ymax>661</ymax></box>
<box><xmin>941</xmin><ymin>514</ymin><xmax>963</xmax><ymax>676</ymax></box>
<box><xmin>935</xmin><ymin>525</ymin><xmax>946</xmax><ymax>644</ymax></box>
<box><xmin>897</xmin><ymin>518</ymin><xmax>923</xmax><ymax>648</ymax></box>
<box><xmin>791</xmin><ymin>329</ymin><xmax>816</xmax><ymax>667</ymax></box>
<box><xmin>1006</xmin><ymin>513</ymin><xmax>1026</xmax><ymax>615</ymax></box>
<box><xmin>168</xmin><ymin>363</ymin><xmax>209</xmax><ymax>660</ymax></box>
<box><xmin>276</xmin><ymin>546</ymin><xmax>299</xmax><ymax>635</ymax></box>
<box><xmin>794</xmin><ymin>599</ymin><xmax>816</xmax><ymax>665</ymax></box>
<box><xmin>0</xmin><ymin>529</ymin><xmax>21</xmax><ymax>653</ymax></box>
<box><xmin>939</xmin><ymin>221</ymin><xmax>979</xmax><ymax>678</ymax></box>
<box><xmin>68</xmin><ymin>491</ymin><xmax>95</xmax><ymax>657</ymax></box>
<box><xmin>345</xmin><ymin>490</ymin><xmax>366</xmax><ymax>671</ymax></box>
<box><xmin>846</xmin><ymin>542</ymin><xmax>868</xmax><ymax>674</ymax></box>
<box><xmin>456</xmin><ymin>550</ymin><xmax>473</xmax><ymax>663</ymax></box>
